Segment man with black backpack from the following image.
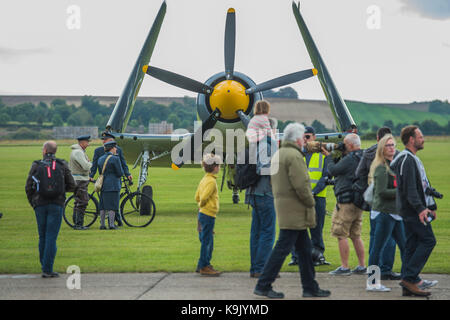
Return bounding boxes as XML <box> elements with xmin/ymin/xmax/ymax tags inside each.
<box><xmin>25</xmin><ymin>141</ymin><xmax>77</xmax><ymax>278</ymax></box>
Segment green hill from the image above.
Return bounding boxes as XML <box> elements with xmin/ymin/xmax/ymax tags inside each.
<box><xmin>346</xmin><ymin>100</ymin><xmax>450</xmax><ymax>127</ymax></box>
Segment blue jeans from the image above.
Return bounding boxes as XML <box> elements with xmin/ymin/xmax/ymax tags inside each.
<box><xmin>309</xmin><ymin>196</ymin><xmax>326</xmax><ymax>252</ymax></box>
<box><xmin>369</xmin><ymin>217</ymin><xmax>397</xmax><ymax>275</ymax></box>
<box><xmin>402</xmin><ymin>216</ymin><xmax>436</xmax><ymax>283</ymax></box>
<box><xmin>249</xmin><ymin>195</ymin><xmax>276</xmax><ymax>274</ymax></box>
<box><xmin>197</xmin><ymin>212</ymin><xmax>215</xmax><ymax>270</ymax></box>
<box><xmin>256</xmin><ymin>229</ymin><xmax>319</xmax><ymax>294</ymax></box>
<box><xmin>368</xmin><ymin>213</ymin><xmax>406</xmax><ymax>275</ymax></box>
<box><xmin>291</xmin><ymin>196</ymin><xmax>326</xmax><ymax>260</ymax></box>
<box><xmin>34</xmin><ymin>204</ymin><xmax>64</xmax><ymax>273</ymax></box>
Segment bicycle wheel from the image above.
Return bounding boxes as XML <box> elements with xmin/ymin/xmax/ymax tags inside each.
<box><xmin>63</xmin><ymin>194</ymin><xmax>99</xmax><ymax>228</ymax></box>
<box><xmin>120</xmin><ymin>191</ymin><xmax>156</xmax><ymax>227</ymax></box>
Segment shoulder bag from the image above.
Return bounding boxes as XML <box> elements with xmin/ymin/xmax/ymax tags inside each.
<box><xmin>94</xmin><ymin>155</ymin><xmax>112</xmax><ymax>193</ymax></box>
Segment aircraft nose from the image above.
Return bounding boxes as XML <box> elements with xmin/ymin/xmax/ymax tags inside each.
<box><xmin>209</xmin><ymin>80</ymin><xmax>249</xmax><ymax>120</ymax></box>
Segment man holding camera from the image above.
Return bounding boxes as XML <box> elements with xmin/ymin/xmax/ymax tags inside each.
<box><xmin>390</xmin><ymin>126</ymin><xmax>437</xmax><ymax>296</ymax></box>
<box><xmin>324</xmin><ymin>133</ymin><xmax>366</xmax><ymax>276</ymax></box>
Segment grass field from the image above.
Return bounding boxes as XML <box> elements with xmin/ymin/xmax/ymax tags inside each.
<box><xmin>0</xmin><ymin>138</ymin><xmax>449</xmax><ymax>274</ymax></box>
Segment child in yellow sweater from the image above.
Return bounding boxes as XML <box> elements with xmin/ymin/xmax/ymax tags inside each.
<box><xmin>195</xmin><ymin>153</ymin><xmax>221</xmax><ymax>276</ymax></box>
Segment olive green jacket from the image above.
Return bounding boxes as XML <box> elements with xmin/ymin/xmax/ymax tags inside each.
<box><xmin>270</xmin><ymin>141</ymin><xmax>316</xmax><ymax>230</ymax></box>
<box><xmin>371</xmin><ymin>162</ymin><xmax>397</xmax><ymax>214</ymax></box>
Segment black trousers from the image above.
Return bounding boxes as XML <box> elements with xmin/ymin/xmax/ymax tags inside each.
<box><xmin>401</xmin><ymin>215</ymin><xmax>436</xmax><ymax>283</ymax></box>
<box><xmin>256</xmin><ymin>229</ymin><xmax>319</xmax><ymax>294</ymax></box>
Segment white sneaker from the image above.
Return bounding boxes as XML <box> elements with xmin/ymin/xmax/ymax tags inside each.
<box><xmin>366</xmin><ymin>284</ymin><xmax>391</xmax><ymax>292</ymax></box>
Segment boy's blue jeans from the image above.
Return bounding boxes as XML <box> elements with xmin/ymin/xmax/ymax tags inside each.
<box><xmin>34</xmin><ymin>204</ymin><xmax>63</xmax><ymax>273</ymax></box>
<box><xmin>197</xmin><ymin>212</ymin><xmax>215</xmax><ymax>270</ymax></box>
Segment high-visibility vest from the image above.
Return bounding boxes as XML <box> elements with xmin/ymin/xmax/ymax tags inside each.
<box><xmin>305</xmin><ymin>153</ymin><xmax>327</xmax><ymax>198</ymax></box>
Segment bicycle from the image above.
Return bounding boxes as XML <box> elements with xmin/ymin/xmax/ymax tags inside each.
<box><xmin>63</xmin><ymin>177</ymin><xmax>156</xmax><ymax>228</ymax></box>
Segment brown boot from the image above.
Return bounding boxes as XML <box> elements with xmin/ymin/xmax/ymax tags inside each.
<box><xmin>199</xmin><ymin>265</ymin><xmax>221</xmax><ymax>277</ymax></box>
<box><xmin>400</xmin><ymin>280</ymin><xmax>431</xmax><ymax>297</ymax></box>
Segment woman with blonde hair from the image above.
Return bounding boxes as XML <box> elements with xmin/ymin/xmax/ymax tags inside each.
<box><xmin>367</xmin><ymin>134</ymin><xmax>406</xmax><ymax>291</ymax></box>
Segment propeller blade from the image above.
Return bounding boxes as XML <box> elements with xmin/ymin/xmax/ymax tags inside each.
<box><xmin>172</xmin><ymin>109</ymin><xmax>222</xmax><ymax>169</ymax></box>
<box><xmin>224</xmin><ymin>8</ymin><xmax>236</xmax><ymax>80</ymax></box>
<box><xmin>143</xmin><ymin>65</ymin><xmax>213</xmax><ymax>94</ymax></box>
<box><xmin>292</xmin><ymin>1</ymin><xmax>356</xmax><ymax>132</ymax></box>
<box><xmin>107</xmin><ymin>2</ymin><xmax>166</xmax><ymax>133</ymax></box>
<box><xmin>245</xmin><ymin>68</ymin><xmax>317</xmax><ymax>94</ymax></box>
<box><xmin>236</xmin><ymin>109</ymin><xmax>251</xmax><ymax>128</ymax></box>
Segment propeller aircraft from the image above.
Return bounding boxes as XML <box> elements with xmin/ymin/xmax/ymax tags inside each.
<box><xmin>104</xmin><ymin>1</ymin><xmax>357</xmax><ymax>205</ymax></box>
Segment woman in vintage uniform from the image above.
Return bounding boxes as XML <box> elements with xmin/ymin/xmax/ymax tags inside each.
<box><xmin>97</xmin><ymin>141</ymin><xmax>124</xmax><ymax>230</ymax></box>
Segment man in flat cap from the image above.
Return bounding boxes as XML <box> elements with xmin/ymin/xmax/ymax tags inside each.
<box><xmin>289</xmin><ymin>126</ymin><xmax>330</xmax><ymax>267</ymax></box>
<box><xmin>90</xmin><ymin>131</ymin><xmax>132</xmax><ymax>227</ymax></box>
<box><xmin>69</xmin><ymin>135</ymin><xmax>92</xmax><ymax>230</ymax></box>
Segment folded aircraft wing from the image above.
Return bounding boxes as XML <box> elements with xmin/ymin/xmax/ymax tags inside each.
<box><xmin>292</xmin><ymin>2</ymin><xmax>356</xmax><ymax>132</ymax></box>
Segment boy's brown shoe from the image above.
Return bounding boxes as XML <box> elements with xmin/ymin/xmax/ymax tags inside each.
<box><xmin>199</xmin><ymin>265</ymin><xmax>221</xmax><ymax>276</ymax></box>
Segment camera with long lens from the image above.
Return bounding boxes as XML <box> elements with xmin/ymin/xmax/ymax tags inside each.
<box><xmin>305</xmin><ymin>141</ymin><xmax>346</xmax><ymax>153</ymax></box>
<box><xmin>425</xmin><ymin>187</ymin><xmax>443</xmax><ymax>199</ymax></box>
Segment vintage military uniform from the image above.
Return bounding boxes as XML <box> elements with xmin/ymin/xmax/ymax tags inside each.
<box><xmin>69</xmin><ymin>135</ymin><xmax>92</xmax><ymax>230</ymax></box>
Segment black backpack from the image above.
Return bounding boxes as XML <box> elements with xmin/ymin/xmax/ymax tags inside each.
<box><xmin>234</xmin><ymin>146</ymin><xmax>260</xmax><ymax>190</ymax></box>
<box><xmin>351</xmin><ymin>150</ymin><xmax>370</xmax><ymax>210</ymax></box>
<box><xmin>32</xmin><ymin>159</ymin><xmax>65</xmax><ymax>199</ymax></box>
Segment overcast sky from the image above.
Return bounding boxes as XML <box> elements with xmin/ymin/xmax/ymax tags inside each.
<box><xmin>0</xmin><ymin>0</ymin><xmax>449</xmax><ymax>103</ymax></box>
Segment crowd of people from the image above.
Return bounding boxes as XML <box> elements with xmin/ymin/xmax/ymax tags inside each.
<box><xmin>24</xmin><ymin>99</ymin><xmax>439</xmax><ymax>298</ymax></box>
<box><xmin>194</xmin><ymin>100</ymin><xmax>439</xmax><ymax>299</ymax></box>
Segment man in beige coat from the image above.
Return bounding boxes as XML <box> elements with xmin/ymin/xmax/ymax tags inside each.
<box><xmin>69</xmin><ymin>135</ymin><xmax>92</xmax><ymax>230</ymax></box>
<box><xmin>254</xmin><ymin>123</ymin><xmax>331</xmax><ymax>299</ymax></box>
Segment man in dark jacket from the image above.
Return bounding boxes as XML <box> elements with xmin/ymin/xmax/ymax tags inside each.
<box><xmin>355</xmin><ymin>127</ymin><xmax>400</xmax><ymax>280</ymax></box>
<box><xmin>25</xmin><ymin>141</ymin><xmax>77</xmax><ymax>278</ymax></box>
<box><xmin>390</xmin><ymin>126</ymin><xmax>437</xmax><ymax>297</ymax></box>
<box><xmin>90</xmin><ymin>131</ymin><xmax>131</xmax><ymax>226</ymax></box>
<box><xmin>324</xmin><ymin>133</ymin><xmax>366</xmax><ymax>276</ymax></box>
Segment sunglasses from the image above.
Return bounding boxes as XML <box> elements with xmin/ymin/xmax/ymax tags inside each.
<box><xmin>305</xmin><ymin>135</ymin><xmax>312</xmax><ymax>139</ymax></box>
<box><xmin>385</xmin><ymin>143</ymin><xmax>396</xmax><ymax>148</ymax></box>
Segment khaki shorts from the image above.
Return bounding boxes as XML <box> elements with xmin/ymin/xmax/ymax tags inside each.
<box><xmin>331</xmin><ymin>203</ymin><xmax>363</xmax><ymax>239</ymax></box>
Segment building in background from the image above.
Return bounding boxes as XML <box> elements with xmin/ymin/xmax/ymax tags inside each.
<box><xmin>53</xmin><ymin>127</ymin><xmax>98</xmax><ymax>140</ymax></box>
<box><xmin>148</xmin><ymin>121</ymin><xmax>173</xmax><ymax>134</ymax></box>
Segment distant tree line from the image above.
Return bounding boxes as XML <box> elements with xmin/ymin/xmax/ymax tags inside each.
<box><xmin>1</xmin><ymin>96</ymin><xmax>450</xmax><ymax>140</ymax></box>
<box><xmin>359</xmin><ymin>118</ymin><xmax>450</xmax><ymax>138</ymax></box>
<box><xmin>0</xmin><ymin>96</ymin><xmax>197</xmax><ymax>131</ymax></box>
<box><xmin>428</xmin><ymin>99</ymin><xmax>450</xmax><ymax>115</ymax></box>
